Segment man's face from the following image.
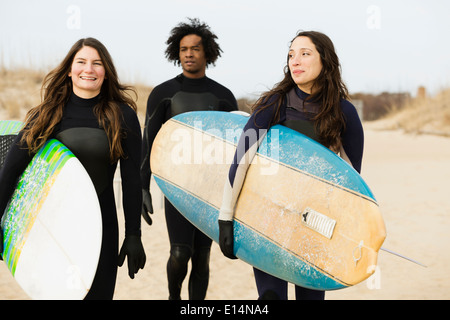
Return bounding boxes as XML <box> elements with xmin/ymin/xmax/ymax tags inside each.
<box><xmin>179</xmin><ymin>34</ymin><xmax>207</xmax><ymax>78</ymax></box>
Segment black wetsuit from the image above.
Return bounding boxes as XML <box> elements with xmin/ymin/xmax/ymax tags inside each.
<box><xmin>141</xmin><ymin>73</ymin><xmax>237</xmax><ymax>299</ymax></box>
<box><xmin>0</xmin><ymin>93</ymin><xmax>142</xmax><ymax>300</ymax></box>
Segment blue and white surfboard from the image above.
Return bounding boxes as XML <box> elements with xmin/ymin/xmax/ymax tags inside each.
<box><xmin>150</xmin><ymin>111</ymin><xmax>386</xmax><ymax>290</ymax></box>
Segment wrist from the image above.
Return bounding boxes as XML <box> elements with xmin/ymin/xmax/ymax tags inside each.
<box><xmin>218</xmin><ymin>208</ymin><xmax>234</xmax><ymax>221</ymax></box>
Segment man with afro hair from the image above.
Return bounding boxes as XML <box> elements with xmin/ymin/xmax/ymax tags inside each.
<box><xmin>140</xmin><ymin>18</ymin><xmax>238</xmax><ymax>300</ymax></box>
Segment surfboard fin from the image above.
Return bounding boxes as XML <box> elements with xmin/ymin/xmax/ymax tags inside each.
<box><xmin>380</xmin><ymin>247</ymin><xmax>427</xmax><ymax>268</ymax></box>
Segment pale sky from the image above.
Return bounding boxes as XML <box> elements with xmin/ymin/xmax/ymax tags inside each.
<box><xmin>1</xmin><ymin>0</ymin><xmax>449</xmax><ymax>98</ymax></box>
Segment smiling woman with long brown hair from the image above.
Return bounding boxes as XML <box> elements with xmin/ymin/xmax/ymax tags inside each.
<box><xmin>21</xmin><ymin>38</ymin><xmax>136</xmax><ymax>161</ymax></box>
<box><xmin>0</xmin><ymin>37</ymin><xmax>146</xmax><ymax>300</ymax></box>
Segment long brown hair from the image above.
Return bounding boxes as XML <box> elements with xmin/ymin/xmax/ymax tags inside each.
<box><xmin>253</xmin><ymin>31</ymin><xmax>348</xmax><ymax>152</ymax></box>
<box><xmin>21</xmin><ymin>37</ymin><xmax>137</xmax><ymax>162</ymax></box>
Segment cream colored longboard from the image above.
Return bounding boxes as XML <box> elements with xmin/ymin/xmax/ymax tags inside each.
<box><xmin>151</xmin><ymin>111</ymin><xmax>386</xmax><ymax>290</ymax></box>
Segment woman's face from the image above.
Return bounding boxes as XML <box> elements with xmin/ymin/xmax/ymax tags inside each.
<box><xmin>69</xmin><ymin>46</ymin><xmax>106</xmax><ymax>98</ymax></box>
<box><xmin>288</xmin><ymin>36</ymin><xmax>323</xmax><ymax>94</ymax></box>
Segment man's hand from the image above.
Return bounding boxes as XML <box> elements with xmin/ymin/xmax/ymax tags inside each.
<box><xmin>141</xmin><ymin>189</ymin><xmax>153</xmax><ymax>225</ymax></box>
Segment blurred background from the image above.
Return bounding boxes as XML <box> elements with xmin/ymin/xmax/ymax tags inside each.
<box><xmin>1</xmin><ymin>0</ymin><xmax>449</xmax><ymax>134</ymax></box>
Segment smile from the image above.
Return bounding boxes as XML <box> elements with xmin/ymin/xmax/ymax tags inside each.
<box><xmin>80</xmin><ymin>76</ymin><xmax>97</xmax><ymax>80</ymax></box>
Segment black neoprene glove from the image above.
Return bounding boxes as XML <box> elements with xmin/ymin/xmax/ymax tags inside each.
<box><xmin>141</xmin><ymin>189</ymin><xmax>153</xmax><ymax>225</ymax></box>
<box><xmin>219</xmin><ymin>220</ymin><xmax>237</xmax><ymax>260</ymax></box>
<box><xmin>118</xmin><ymin>235</ymin><xmax>146</xmax><ymax>279</ymax></box>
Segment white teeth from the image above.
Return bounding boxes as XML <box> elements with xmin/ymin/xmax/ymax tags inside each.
<box><xmin>81</xmin><ymin>76</ymin><xmax>96</xmax><ymax>80</ymax></box>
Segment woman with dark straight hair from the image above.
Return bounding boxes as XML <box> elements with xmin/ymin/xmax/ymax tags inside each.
<box><xmin>219</xmin><ymin>31</ymin><xmax>364</xmax><ymax>300</ymax></box>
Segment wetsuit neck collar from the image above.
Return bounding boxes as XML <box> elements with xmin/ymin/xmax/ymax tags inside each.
<box><xmin>177</xmin><ymin>73</ymin><xmax>208</xmax><ymax>85</ymax></box>
<box><xmin>295</xmin><ymin>86</ymin><xmax>310</xmax><ymax>100</ymax></box>
<box><xmin>70</xmin><ymin>91</ymin><xmax>101</xmax><ymax>107</ymax></box>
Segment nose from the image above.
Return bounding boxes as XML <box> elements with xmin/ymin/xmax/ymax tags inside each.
<box><xmin>84</xmin><ymin>62</ymin><xmax>94</xmax><ymax>73</ymax></box>
<box><xmin>290</xmin><ymin>55</ymin><xmax>300</xmax><ymax>66</ymax></box>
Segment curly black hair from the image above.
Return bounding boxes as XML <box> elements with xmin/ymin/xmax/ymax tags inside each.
<box><xmin>165</xmin><ymin>18</ymin><xmax>222</xmax><ymax>67</ymax></box>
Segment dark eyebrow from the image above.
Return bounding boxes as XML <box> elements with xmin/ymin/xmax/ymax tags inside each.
<box><xmin>74</xmin><ymin>57</ymin><xmax>102</xmax><ymax>62</ymax></box>
<box><xmin>180</xmin><ymin>45</ymin><xmax>201</xmax><ymax>49</ymax></box>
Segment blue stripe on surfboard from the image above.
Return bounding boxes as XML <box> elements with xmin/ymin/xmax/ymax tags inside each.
<box><xmin>153</xmin><ymin>175</ymin><xmax>348</xmax><ymax>291</ymax></box>
<box><xmin>39</xmin><ymin>139</ymin><xmax>73</xmax><ymax>170</ymax></box>
<box><xmin>172</xmin><ymin>111</ymin><xmax>376</xmax><ymax>201</ymax></box>
<box><xmin>0</xmin><ymin>121</ymin><xmax>23</xmax><ymax>136</ymax></box>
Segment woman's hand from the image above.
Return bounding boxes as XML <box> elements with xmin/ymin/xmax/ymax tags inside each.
<box><xmin>218</xmin><ymin>220</ymin><xmax>237</xmax><ymax>260</ymax></box>
<box><xmin>118</xmin><ymin>235</ymin><xmax>146</xmax><ymax>279</ymax></box>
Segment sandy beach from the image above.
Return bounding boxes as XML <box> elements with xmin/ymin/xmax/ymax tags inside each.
<box><xmin>1</xmin><ymin>125</ymin><xmax>449</xmax><ymax>300</ymax></box>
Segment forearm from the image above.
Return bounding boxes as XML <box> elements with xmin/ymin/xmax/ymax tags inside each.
<box><xmin>219</xmin><ymin>112</ymin><xmax>270</xmax><ymax>221</ymax></box>
<box><xmin>0</xmin><ymin>134</ymin><xmax>33</xmax><ymax>216</ymax></box>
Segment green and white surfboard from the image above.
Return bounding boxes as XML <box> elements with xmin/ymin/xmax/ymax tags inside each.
<box><xmin>0</xmin><ymin>120</ymin><xmax>102</xmax><ymax>299</ymax></box>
